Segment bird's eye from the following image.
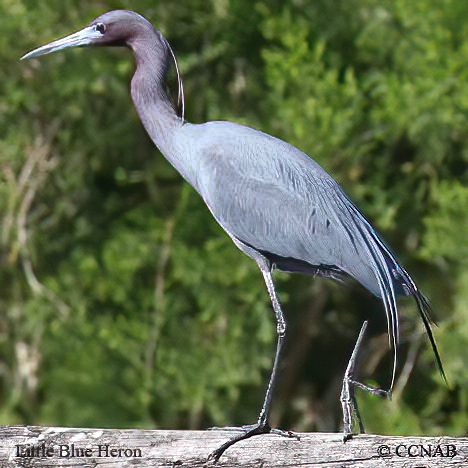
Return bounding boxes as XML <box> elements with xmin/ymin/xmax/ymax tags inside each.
<box><xmin>95</xmin><ymin>23</ymin><xmax>106</xmax><ymax>34</ymax></box>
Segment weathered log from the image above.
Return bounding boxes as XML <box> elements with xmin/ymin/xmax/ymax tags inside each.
<box><xmin>1</xmin><ymin>426</ymin><xmax>465</xmax><ymax>467</ymax></box>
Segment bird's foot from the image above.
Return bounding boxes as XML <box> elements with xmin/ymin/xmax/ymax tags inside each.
<box><xmin>348</xmin><ymin>379</ymin><xmax>390</xmax><ymax>398</ymax></box>
<box><xmin>207</xmin><ymin>422</ymin><xmax>298</xmax><ymax>462</ymax></box>
<box><xmin>340</xmin><ymin>321</ymin><xmax>390</xmax><ymax>440</ymax></box>
<box><xmin>341</xmin><ymin>379</ymin><xmax>389</xmax><ymax>441</ymax></box>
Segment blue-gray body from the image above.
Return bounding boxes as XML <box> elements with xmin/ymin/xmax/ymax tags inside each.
<box><xmin>22</xmin><ymin>9</ymin><xmax>444</xmax><ymax>459</ymax></box>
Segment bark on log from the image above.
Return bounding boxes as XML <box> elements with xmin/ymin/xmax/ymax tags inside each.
<box><xmin>1</xmin><ymin>426</ymin><xmax>465</xmax><ymax>467</ymax></box>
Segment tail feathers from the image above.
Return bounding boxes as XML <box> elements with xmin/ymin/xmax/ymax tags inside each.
<box><xmin>390</xmin><ymin>261</ymin><xmax>446</xmax><ymax>384</ymax></box>
<box><xmin>333</xmin><ymin>189</ymin><xmax>445</xmax><ymax>388</ymax></box>
<box><xmin>339</xmin><ymin>200</ymin><xmax>400</xmax><ymax>390</ymax></box>
<box><xmin>414</xmin><ymin>291</ymin><xmax>447</xmax><ymax>384</ymax></box>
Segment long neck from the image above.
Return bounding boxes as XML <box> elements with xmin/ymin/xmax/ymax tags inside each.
<box><xmin>130</xmin><ymin>31</ymin><xmax>183</xmax><ymax>161</ymax></box>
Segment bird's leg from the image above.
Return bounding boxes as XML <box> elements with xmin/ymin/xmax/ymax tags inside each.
<box><xmin>341</xmin><ymin>321</ymin><xmax>390</xmax><ymax>441</ymax></box>
<box><xmin>341</xmin><ymin>321</ymin><xmax>368</xmax><ymax>439</ymax></box>
<box><xmin>256</xmin><ymin>269</ymin><xmax>286</xmax><ymax>427</ymax></box>
<box><xmin>209</xmin><ymin>269</ymin><xmax>297</xmax><ymax>462</ymax></box>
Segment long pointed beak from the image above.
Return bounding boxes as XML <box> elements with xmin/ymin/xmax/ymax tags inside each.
<box><xmin>21</xmin><ymin>25</ymin><xmax>101</xmax><ymax>60</ymax></box>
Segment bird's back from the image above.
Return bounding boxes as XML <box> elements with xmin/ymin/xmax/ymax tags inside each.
<box><xmin>177</xmin><ymin>121</ymin><xmax>409</xmax><ymax>299</ymax></box>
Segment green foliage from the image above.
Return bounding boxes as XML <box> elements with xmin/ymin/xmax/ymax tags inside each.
<box><xmin>0</xmin><ymin>0</ymin><xmax>467</xmax><ymax>436</ymax></box>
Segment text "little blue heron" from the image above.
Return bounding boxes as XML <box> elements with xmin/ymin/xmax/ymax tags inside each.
<box><xmin>22</xmin><ymin>10</ymin><xmax>444</xmax><ymax>462</ymax></box>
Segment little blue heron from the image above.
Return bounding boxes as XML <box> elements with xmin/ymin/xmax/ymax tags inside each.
<box><xmin>22</xmin><ymin>10</ymin><xmax>444</xmax><ymax>461</ymax></box>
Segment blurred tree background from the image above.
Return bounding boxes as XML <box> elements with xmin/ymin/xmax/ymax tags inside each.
<box><xmin>1</xmin><ymin>0</ymin><xmax>467</xmax><ymax>436</ymax></box>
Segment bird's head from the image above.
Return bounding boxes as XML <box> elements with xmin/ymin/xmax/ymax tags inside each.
<box><xmin>22</xmin><ymin>10</ymin><xmax>185</xmax><ymax>119</ymax></box>
<box><xmin>21</xmin><ymin>10</ymin><xmax>152</xmax><ymax>60</ymax></box>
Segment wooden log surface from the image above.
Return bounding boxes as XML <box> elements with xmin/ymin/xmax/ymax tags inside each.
<box><xmin>0</xmin><ymin>426</ymin><xmax>465</xmax><ymax>467</ymax></box>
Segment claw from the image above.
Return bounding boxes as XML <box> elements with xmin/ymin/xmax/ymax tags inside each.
<box><xmin>208</xmin><ymin>423</ymin><xmax>297</xmax><ymax>462</ymax></box>
<box><xmin>208</xmin><ymin>423</ymin><xmax>270</xmax><ymax>462</ymax></box>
